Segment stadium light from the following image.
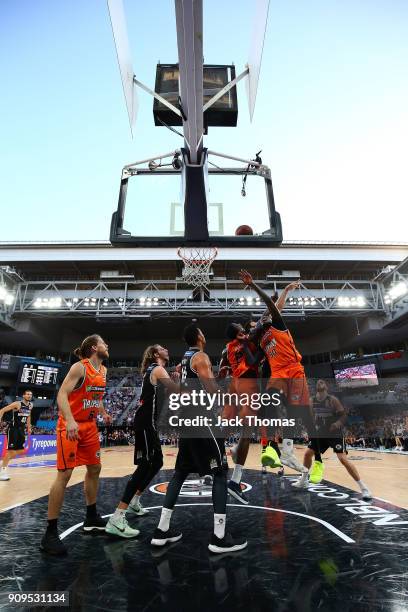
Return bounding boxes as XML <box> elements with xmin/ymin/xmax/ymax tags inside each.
<box><xmin>337</xmin><ymin>295</ymin><xmax>366</xmax><ymax>307</ymax></box>
<box><xmin>0</xmin><ymin>285</ymin><xmax>14</xmax><ymax>305</ymax></box>
<box><xmin>387</xmin><ymin>281</ymin><xmax>408</xmax><ymax>301</ymax></box>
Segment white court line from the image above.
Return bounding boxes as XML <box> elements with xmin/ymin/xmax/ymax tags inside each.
<box><xmin>59</xmin><ymin>503</ymin><xmax>355</xmax><ymax>544</ymax></box>
<box><xmin>0</xmin><ymin>502</ymin><xmax>23</xmax><ymax>513</ymax></box>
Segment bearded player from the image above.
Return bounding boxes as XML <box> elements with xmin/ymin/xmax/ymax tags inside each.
<box><xmin>239</xmin><ymin>270</ymin><xmax>308</xmax><ymax>475</ymax></box>
<box><xmin>293</xmin><ymin>379</ymin><xmax>372</xmax><ymax>499</ymax></box>
<box><xmin>40</xmin><ymin>334</ymin><xmax>111</xmax><ymax>555</ymax></box>
<box><xmin>106</xmin><ymin>343</ymin><xmax>180</xmax><ymax>538</ymax></box>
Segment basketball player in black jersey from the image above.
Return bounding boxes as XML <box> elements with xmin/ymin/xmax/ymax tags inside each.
<box><xmin>293</xmin><ymin>379</ymin><xmax>372</xmax><ymax>499</ymax></box>
<box><xmin>0</xmin><ymin>390</ymin><xmax>33</xmax><ymax>481</ymax></box>
<box><xmin>106</xmin><ymin>344</ymin><xmax>180</xmax><ymax>538</ymax></box>
<box><xmin>151</xmin><ymin>324</ymin><xmax>247</xmax><ymax>554</ymax></box>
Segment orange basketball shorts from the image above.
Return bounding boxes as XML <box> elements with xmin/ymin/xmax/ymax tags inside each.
<box><xmin>267</xmin><ymin>363</ymin><xmax>310</xmax><ymax>407</ymax></box>
<box><xmin>57</xmin><ymin>418</ymin><xmax>101</xmax><ymax>470</ymax></box>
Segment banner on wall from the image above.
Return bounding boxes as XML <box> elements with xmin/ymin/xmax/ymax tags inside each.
<box><xmin>0</xmin><ymin>434</ymin><xmax>57</xmax><ymax>457</ymax></box>
<box><xmin>0</xmin><ymin>354</ymin><xmax>11</xmax><ymax>369</ymax></box>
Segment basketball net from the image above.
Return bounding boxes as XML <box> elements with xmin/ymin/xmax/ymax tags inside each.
<box><xmin>177</xmin><ymin>246</ymin><xmax>218</xmax><ymax>288</ymax></box>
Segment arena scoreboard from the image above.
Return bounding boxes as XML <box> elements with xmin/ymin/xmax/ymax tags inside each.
<box><xmin>18</xmin><ymin>362</ymin><xmax>61</xmax><ymax>388</ymax></box>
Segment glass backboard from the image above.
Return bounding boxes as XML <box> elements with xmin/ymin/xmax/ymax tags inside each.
<box><xmin>110</xmin><ymin>165</ymin><xmax>282</xmax><ymax>246</ymax></box>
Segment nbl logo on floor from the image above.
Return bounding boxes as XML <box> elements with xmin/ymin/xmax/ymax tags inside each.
<box><xmin>150</xmin><ymin>479</ymin><xmax>253</xmax><ymax>497</ymax></box>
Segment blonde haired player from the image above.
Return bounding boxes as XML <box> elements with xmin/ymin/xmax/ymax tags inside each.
<box><xmin>40</xmin><ymin>334</ymin><xmax>111</xmax><ymax>555</ymax></box>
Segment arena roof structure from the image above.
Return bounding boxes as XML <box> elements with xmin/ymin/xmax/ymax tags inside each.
<box><xmin>0</xmin><ymin>241</ymin><xmax>407</xmax><ymax>359</ymax></box>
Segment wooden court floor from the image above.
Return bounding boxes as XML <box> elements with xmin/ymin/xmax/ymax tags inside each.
<box><xmin>1</xmin><ymin>444</ymin><xmax>407</xmax><ymax>512</ymax></box>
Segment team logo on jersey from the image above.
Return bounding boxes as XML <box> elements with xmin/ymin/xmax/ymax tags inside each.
<box><xmin>335</xmin><ymin>444</ymin><xmax>343</xmax><ymax>451</ymax></box>
<box><xmin>150</xmin><ymin>479</ymin><xmax>252</xmax><ymax>498</ymax></box>
<box><xmin>95</xmin><ymin>450</ymin><xmax>101</xmax><ymax>458</ymax></box>
<box><xmin>263</xmin><ymin>337</ymin><xmax>277</xmax><ymax>357</ymax></box>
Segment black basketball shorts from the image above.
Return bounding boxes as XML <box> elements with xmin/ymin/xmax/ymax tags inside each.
<box><xmin>7</xmin><ymin>427</ymin><xmax>26</xmax><ymax>451</ymax></box>
<box><xmin>308</xmin><ymin>437</ymin><xmax>346</xmax><ymax>455</ymax></box>
<box><xmin>133</xmin><ymin>427</ymin><xmax>162</xmax><ymax>465</ymax></box>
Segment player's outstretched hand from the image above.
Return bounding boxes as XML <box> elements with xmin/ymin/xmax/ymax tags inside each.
<box><xmin>239</xmin><ymin>269</ymin><xmax>253</xmax><ymax>286</ymax></box>
<box><xmin>286</xmin><ymin>280</ymin><xmax>301</xmax><ymax>291</ymax></box>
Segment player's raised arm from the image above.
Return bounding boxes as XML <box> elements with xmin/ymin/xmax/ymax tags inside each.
<box><xmin>57</xmin><ymin>361</ymin><xmax>86</xmax><ymax>441</ymax></box>
<box><xmin>275</xmin><ymin>280</ymin><xmax>301</xmax><ymax>312</ymax></box>
<box><xmin>239</xmin><ymin>269</ymin><xmax>285</xmax><ymax>327</ymax></box>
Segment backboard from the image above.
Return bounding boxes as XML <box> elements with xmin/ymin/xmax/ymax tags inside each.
<box><xmin>110</xmin><ymin>154</ymin><xmax>282</xmax><ymax>247</ymax></box>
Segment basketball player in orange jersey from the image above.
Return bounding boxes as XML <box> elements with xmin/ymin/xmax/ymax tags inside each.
<box><xmin>220</xmin><ymin>322</ymin><xmax>263</xmax><ymax>503</ymax></box>
<box><xmin>239</xmin><ymin>270</ymin><xmax>309</xmax><ymax>474</ymax></box>
<box><xmin>40</xmin><ymin>334</ymin><xmax>111</xmax><ymax>555</ymax></box>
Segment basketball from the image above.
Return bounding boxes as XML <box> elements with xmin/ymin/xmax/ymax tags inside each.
<box><xmin>235</xmin><ymin>224</ymin><xmax>254</xmax><ymax>236</ymax></box>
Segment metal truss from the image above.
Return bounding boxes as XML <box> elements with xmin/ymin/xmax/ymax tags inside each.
<box><xmin>6</xmin><ymin>278</ymin><xmax>387</xmax><ymax>320</ymax></box>
<box><xmin>380</xmin><ymin>255</ymin><xmax>408</xmax><ymax>323</ymax></box>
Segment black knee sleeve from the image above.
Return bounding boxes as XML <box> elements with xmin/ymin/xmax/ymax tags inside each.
<box><xmin>137</xmin><ymin>453</ymin><xmax>164</xmax><ymax>492</ymax></box>
<box><xmin>122</xmin><ymin>459</ymin><xmax>151</xmax><ymax>505</ymax></box>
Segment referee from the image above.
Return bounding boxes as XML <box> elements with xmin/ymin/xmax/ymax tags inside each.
<box><xmin>0</xmin><ymin>389</ymin><xmax>33</xmax><ymax>481</ymax></box>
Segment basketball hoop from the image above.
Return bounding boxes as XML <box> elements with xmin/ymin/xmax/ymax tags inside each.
<box><xmin>177</xmin><ymin>246</ymin><xmax>218</xmax><ymax>288</ymax></box>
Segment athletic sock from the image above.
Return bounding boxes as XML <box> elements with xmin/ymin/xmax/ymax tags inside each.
<box><xmin>86</xmin><ymin>503</ymin><xmax>97</xmax><ymax>519</ymax></box>
<box><xmin>130</xmin><ymin>494</ymin><xmax>141</xmax><ymax>506</ymax></box>
<box><xmin>357</xmin><ymin>480</ymin><xmax>367</xmax><ymax>491</ymax></box>
<box><xmin>282</xmin><ymin>439</ymin><xmax>294</xmax><ymax>454</ymax></box>
<box><xmin>231</xmin><ymin>464</ymin><xmax>243</xmax><ymax>484</ymax></box>
<box><xmin>299</xmin><ymin>470</ymin><xmax>309</xmax><ymax>483</ymax></box>
<box><xmin>113</xmin><ymin>508</ymin><xmax>126</xmax><ymax>520</ymax></box>
<box><xmin>214</xmin><ymin>513</ymin><xmax>226</xmax><ymax>539</ymax></box>
<box><xmin>158</xmin><ymin>507</ymin><xmax>173</xmax><ymax>532</ymax></box>
<box><xmin>46</xmin><ymin>518</ymin><xmax>58</xmax><ymax>532</ymax></box>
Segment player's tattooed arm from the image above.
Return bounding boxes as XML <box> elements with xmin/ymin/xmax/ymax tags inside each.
<box><xmin>275</xmin><ymin>280</ymin><xmax>301</xmax><ymax>312</ymax></box>
<box><xmin>193</xmin><ymin>352</ymin><xmax>220</xmax><ymax>394</ymax></box>
<box><xmin>239</xmin><ymin>269</ymin><xmax>285</xmax><ymax>328</ymax></box>
<box><xmin>329</xmin><ymin>396</ymin><xmax>347</xmax><ymax>431</ymax></box>
<box><xmin>151</xmin><ymin>365</ymin><xmax>181</xmax><ymax>394</ymax></box>
<box><xmin>57</xmin><ymin>361</ymin><xmax>86</xmax><ymax>440</ymax></box>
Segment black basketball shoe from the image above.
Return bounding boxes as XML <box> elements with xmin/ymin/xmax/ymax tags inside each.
<box><xmin>40</xmin><ymin>530</ymin><xmax>67</xmax><ymax>556</ymax></box>
<box><xmin>227</xmin><ymin>480</ymin><xmax>249</xmax><ymax>504</ymax></box>
<box><xmin>208</xmin><ymin>533</ymin><xmax>248</xmax><ymax>554</ymax></box>
<box><xmin>83</xmin><ymin>514</ymin><xmax>108</xmax><ymax>532</ymax></box>
<box><xmin>151</xmin><ymin>528</ymin><xmax>183</xmax><ymax>547</ymax></box>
